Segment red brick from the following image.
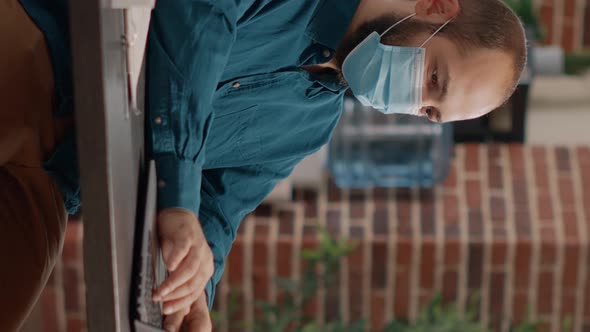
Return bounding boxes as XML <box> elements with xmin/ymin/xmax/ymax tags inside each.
<box><xmin>468</xmin><ymin>209</ymin><xmax>484</xmax><ymax>239</ymax></box>
<box><xmin>562</xmin><ymin>22</ymin><xmax>575</xmax><ymax>52</ymax></box>
<box><xmin>227</xmin><ymin>240</ymin><xmax>244</xmax><ymax>284</ymax></box>
<box><xmin>564</xmin><ymin>0</ymin><xmax>576</xmax><ymax>17</ymax></box>
<box><xmin>490</xmin><ymin>196</ymin><xmax>506</xmax><ymax>222</ymax></box>
<box><xmin>350</xmin><ymin>201</ymin><xmax>365</xmax><ymax>219</ymax></box>
<box><xmin>325</xmin><ymin>294</ymin><xmax>340</xmax><ymax>321</ymax></box>
<box><xmin>62</xmin><ymin>221</ymin><xmax>82</xmax><ymax>264</ymax></box>
<box><xmin>255</xmin><ymin>223</ymin><xmax>269</xmax><ymax>238</ymax></box>
<box><xmin>348</xmin><ymin>243</ymin><xmax>364</xmax><ymax>272</ymax></box>
<box><xmin>350</xmin><ymin>226</ymin><xmax>364</xmax><ymax>239</ymax></box>
<box><xmin>63</xmin><ymin>266</ymin><xmax>80</xmax><ymax>313</ymax></box>
<box><xmin>442</xmin><ymin>270</ymin><xmax>458</xmax><ymax>303</ymax></box>
<box><xmin>327</xmin><ymin>210</ymin><xmax>341</xmax><ymax>235</ymax></box>
<box><xmin>349</xmin><ymin>271</ymin><xmax>364</xmax><ymax>321</ymax></box>
<box><xmin>514</xmin><ymin>242</ymin><xmax>531</xmax><ymax>289</ymax></box>
<box><xmin>491</xmin><ymin>241</ymin><xmax>507</xmax><ymax>266</ymax></box>
<box><xmin>253</xmin><ymin>242</ymin><xmax>267</xmax><ymax>269</ymax></box>
<box><xmin>489</xmin><ymin>165</ymin><xmax>503</xmax><ymax>190</ymax></box>
<box><xmin>579</xmin><ymin>147</ymin><xmax>590</xmax><ymax>164</ymax></box>
<box><xmin>373</xmin><ymin>187</ymin><xmax>389</xmax><ymax>203</ymax></box>
<box><xmin>394</xmin><ymin>270</ymin><xmax>410</xmax><ymax>318</ymax></box>
<box><xmin>538</xmin><ymin>272</ymin><xmax>554</xmax><ymax>315</ymax></box>
<box><xmin>396</xmin><ymin>189</ymin><xmax>412</xmax><ymax>225</ymax></box>
<box><xmin>556</xmin><ymin>147</ymin><xmax>572</xmax><ymax>172</ymax></box>
<box><xmin>468</xmin><ymin>244</ymin><xmax>484</xmax><ymax>289</ymax></box>
<box><xmin>371</xmin><ymin>293</ymin><xmax>386</xmax><ymax>331</ymax></box>
<box><xmin>559</xmin><ymin>177</ymin><xmax>575</xmax><ymax>207</ymax></box>
<box><xmin>373</xmin><ymin>207</ymin><xmax>388</xmax><ymax>235</ymax></box>
<box><xmin>514</xmin><ymin>211</ymin><xmax>531</xmax><ymax>239</ymax></box>
<box><xmin>303</xmin><ymin>297</ymin><xmax>318</xmax><ymax>320</ymax></box>
<box><xmin>328</xmin><ymin>176</ymin><xmax>341</xmax><ymax>202</ymax></box>
<box><xmin>397</xmin><ymin>239</ymin><xmax>413</xmax><ymax>267</ymax></box>
<box><xmin>513</xmin><ymin>180</ymin><xmax>529</xmax><ymax>208</ymax></box>
<box><xmin>538</xmin><ymin>194</ymin><xmax>554</xmax><ymax>220</ymax></box>
<box><xmin>509</xmin><ymin>144</ymin><xmax>525</xmax><ymax>179</ymax></box>
<box><xmin>254</xmin><ymin>203</ymin><xmax>272</xmax><ymax>217</ymax></box>
<box><xmin>561</xmin><ymin>293</ymin><xmax>576</xmax><ymax>322</ymax></box>
<box><xmin>444</xmin><ymin>241</ymin><xmax>461</xmax><ymax>266</ymax></box>
<box><xmin>466</xmin><ymin>180</ymin><xmax>482</xmax><ymax>209</ymax></box>
<box><xmin>443</xmin><ymin>193</ymin><xmax>459</xmax><ymax>226</ymax></box>
<box><xmin>279</xmin><ymin>209</ymin><xmax>295</xmax><ymax>235</ymax></box>
<box><xmin>443</xmin><ymin>163</ymin><xmax>457</xmax><ymax>188</ymax></box>
<box><xmin>541</xmin><ymin>239</ymin><xmax>557</xmax><ymax>267</ymax></box>
<box><xmin>420</xmin><ymin>190</ymin><xmax>435</xmax><ymax>236</ymax></box>
<box><xmin>67</xmin><ymin>317</ymin><xmax>84</xmax><ymax>332</ymax></box>
<box><xmin>533</xmin><ymin>148</ymin><xmax>549</xmax><ymax>192</ymax></box>
<box><xmin>537</xmin><ymin>320</ymin><xmax>552</xmax><ymax>332</ymax></box>
<box><xmin>564</xmin><ymin>211</ymin><xmax>579</xmax><ymax>241</ymax></box>
<box><xmin>540</xmin><ymin>5</ymin><xmax>554</xmax><ymax>44</ymax></box>
<box><xmin>512</xmin><ymin>292</ymin><xmax>528</xmax><ymax>323</ymax></box>
<box><xmin>276</xmin><ymin>240</ymin><xmax>291</xmax><ymax>278</ymax></box>
<box><xmin>465</xmin><ymin>144</ymin><xmax>480</xmax><ymax>172</ymax></box>
<box><xmin>420</xmin><ymin>242</ymin><xmax>435</xmax><ymax>289</ymax></box>
<box><xmin>372</xmin><ymin>242</ymin><xmax>387</xmax><ymax>289</ymax></box>
<box><xmin>41</xmin><ymin>287</ymin><xmax>62</xmax><ymax>332</ymax></box>
<box><xmin>489</xmin><ymin>273</ymin><xmax>505</xmax><ymax>318</ymax></box>
<box><xmin>562</xmin><ymin>245</ymin><xmax>579</xmax><ymax>290</ymax></box>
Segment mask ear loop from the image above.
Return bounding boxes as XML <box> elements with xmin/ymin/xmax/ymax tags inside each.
<box><xmin>380</xmin><ymin>13</ymin><xmax>417</xmax><ymax>37</ymax></box>
<box><xmin>419</xmin><ymin>17</ymin><xmax>453</xmax><ymax>47</ymax></box>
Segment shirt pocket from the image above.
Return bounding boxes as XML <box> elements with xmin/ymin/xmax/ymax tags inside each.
<box><xmin>207</xmin><ymin>104</ymin><xmax>262</xmax><ymax>167</ymax></box>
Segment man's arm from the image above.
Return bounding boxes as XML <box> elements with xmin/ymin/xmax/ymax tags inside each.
<box><xmin>198</xmin><ymin>157</ymin><xmax>304</xmax><ymax>309</ymax></box>
<box><xmin>147</xmin><ymin>0</ymin><xmax>254</xmax><ymax>217</ymax></box>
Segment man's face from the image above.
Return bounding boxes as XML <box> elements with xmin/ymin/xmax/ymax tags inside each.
<box><xmin>416</xmin><ymin>30</ymin><xmax>513</xmax><ymax>123</ymax></box>
<box><xmin>335</xmin><ymin>16</ymin><xmax>514</xmax><ymax>123</ymax></box>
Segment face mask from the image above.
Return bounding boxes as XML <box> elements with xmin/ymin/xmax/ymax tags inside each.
<box><xmin>342</xmin><ymin>13</ymin><xmax>452</xmax><ymax>115</ymax></box>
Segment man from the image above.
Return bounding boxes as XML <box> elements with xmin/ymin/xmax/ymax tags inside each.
<box><xmin>0</xmin><ymin>0</ymin><xmax>526</xmax><ymax>331</ymax></box>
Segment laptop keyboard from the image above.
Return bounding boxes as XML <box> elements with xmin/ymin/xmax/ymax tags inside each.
<box><xmin>138</xmin><ymin>230</ymin><xmax>164</xmax><ymax>328</ymax></box>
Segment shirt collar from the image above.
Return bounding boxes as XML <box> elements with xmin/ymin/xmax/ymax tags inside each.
<box><xmin>306</xmin><ymin>0</ymin><xmax>361</xmax><ymax>51</ymax></box>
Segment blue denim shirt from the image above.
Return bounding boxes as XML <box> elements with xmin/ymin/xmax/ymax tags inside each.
<box><xmin>20</xmin><ymin>0</ymin><xmax>360</xmax><ymax>308</ymax></box>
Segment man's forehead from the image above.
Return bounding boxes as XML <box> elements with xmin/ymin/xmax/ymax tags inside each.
<box><xmin>443</xmin><ymin>48</ymin><xmax>513</xmax><ymax>122</ymax></box>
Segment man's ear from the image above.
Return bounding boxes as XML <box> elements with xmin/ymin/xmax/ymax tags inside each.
<box><xmin>415</xmin><ymin>0</ymin><xmax>460</xmax><ymax>23</ymax></box>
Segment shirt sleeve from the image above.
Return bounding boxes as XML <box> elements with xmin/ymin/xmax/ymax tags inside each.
<box><xmin>146</xmin><ymin>0</ymin><xmax>252</xmax><ymax>217</ymax></box>
<box><xmin>197</xmin><ymin>157</ymin><xmax>304</xmax><ymax>310</ymax></box>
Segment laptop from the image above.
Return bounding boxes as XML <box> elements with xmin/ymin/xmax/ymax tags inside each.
<box><xmin>131</xmin><ymin>160</ymin><xmax>168</xmax><ymax>332</ymax></box>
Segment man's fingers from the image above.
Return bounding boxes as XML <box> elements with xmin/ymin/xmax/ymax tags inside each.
<box><xmin>162</xmin><ymin>292</ymin><xmax>200</xmax><ymax>315</ymax></box>
<box><xmin>183</xmin><ymin>295</ymin><xmax>212</xmax><ymax>332</ymax></box>
<box><xmin>161</xmin><ymin>268</ymin><xmax>211</xmax><ymax>307</ymax></box>
<box><xmin>154</xmin><ymin>248</ymin><xmax>200</xmax><ymax>299</ymax></box>
<box><xmin>162</xmin><ymin>240</ymin><xmax>191</xmax><ymax>272</ymax></box>
<box><xmin>163</xmin><ymin>307</ymin><xmax>189</xmax><ymax>332</ymax></box>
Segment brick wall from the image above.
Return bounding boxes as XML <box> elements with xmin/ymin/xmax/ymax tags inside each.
<box><xmin>537</xmin><ymin>0</ymin><xmax>589</xmax><ymax>51</ymax></box>
<box><xmin>216</xmin><ymin>144</ymin><xmax>590</xmax><ymax>332</ymax></box>
<box><xmin>30</xmin><ymin>144</ymin><xmax>590</xmax><ymax>332</ymax></box>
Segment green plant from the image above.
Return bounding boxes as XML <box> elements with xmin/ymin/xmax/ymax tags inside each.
<box><xmin>249</xmin><ymin>224</ymin><xmax>360</xmax><ymax>332</ymax></box>
<box><xmin>213</xmin><ymin>224</ymin><xmax>564</xmax><ymax>332</ymax></box>
<box><xmin>564</xmin><ymin>52</ymin><xmax>590</xmax><ymax>75</ymax></box>
<box><xmin>503</xmin><ymin>0</ymin><xmax>544</xmax><ymax>41</ymax></box>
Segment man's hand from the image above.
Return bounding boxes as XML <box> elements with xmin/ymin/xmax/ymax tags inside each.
<box><xmin>162</xmin><ymin>292</ymin><xmax>212</xmax><ymax>332</ymax></box>
<box><xmin>152</xmin><ymin>208</ymin><xmax>214</xmax><ymax>318</ymax></box>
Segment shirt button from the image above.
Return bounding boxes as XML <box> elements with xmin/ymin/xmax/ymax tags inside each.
<box><xmin>232</xmin><ymin>81</ymin><xmax>241</xmax><ymax>88</ymax></box>
<box><xmin>157</xmin><ymin>180</ymin><xmax>166</xmax><ymax>188</ymax></box>
<box><xmin>154</xmin><ymin>116</ymin><xmax>163</xmax><ymax>125</ymax></box>
<box><xmin>323</xmin><ymin>49</ymin><xmax>331</xmax><ymax>58</ymax></box>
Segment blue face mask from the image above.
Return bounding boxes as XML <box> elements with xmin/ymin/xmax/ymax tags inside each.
<box><xmin>342</xmin><ymin>13</ymin><xmax>452</xmax><ymax>115</ymax></box>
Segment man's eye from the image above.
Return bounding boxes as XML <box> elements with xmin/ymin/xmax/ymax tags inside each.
<box><xmin>431</xmin><ymin>69</ymin><xmax>438</xmax><ymax>85</ymax></box>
